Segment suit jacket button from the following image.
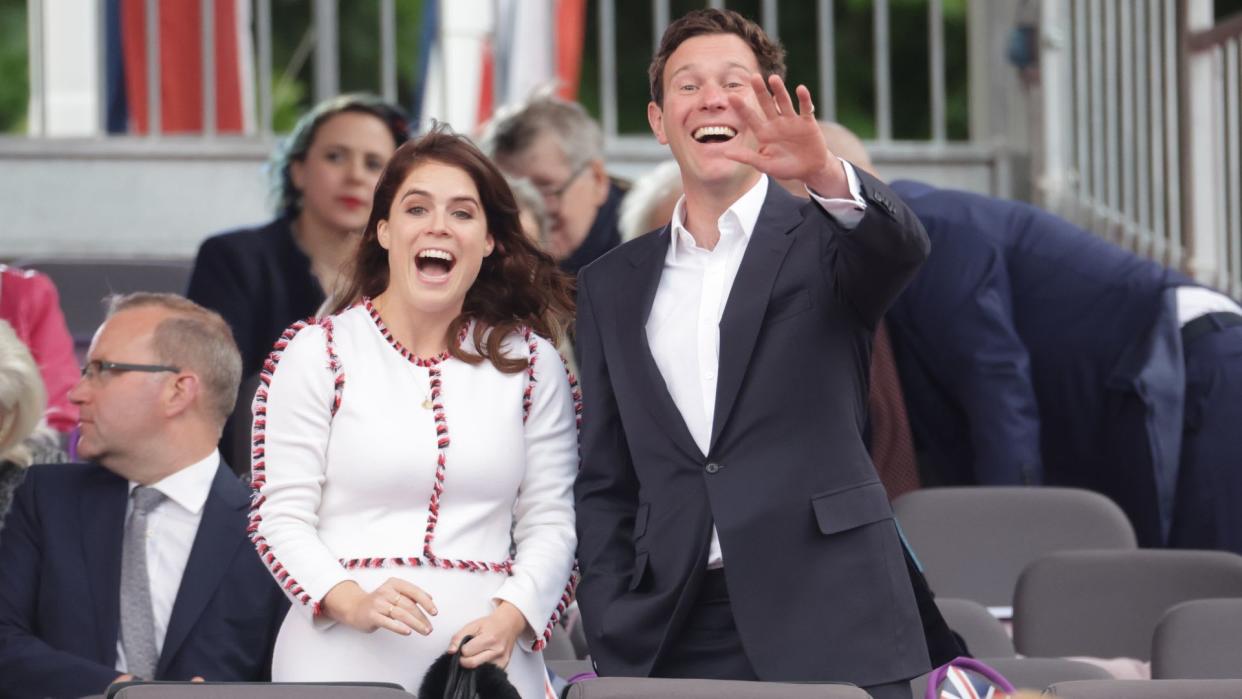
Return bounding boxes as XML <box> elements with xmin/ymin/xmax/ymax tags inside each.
<box><xmin>705</xmin><ymin>462</ymin><xmax>721</xmax><ymax>474</ymax></box>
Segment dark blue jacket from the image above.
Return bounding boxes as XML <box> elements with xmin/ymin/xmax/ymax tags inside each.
<box><xmin>0</xmin><ymin>462</ymin><xmax>288</xmax><ymax>698</ymax></box>
<box><xmin>886</xmin><ymin>181</ymin><xmax>1191</xmax><ymax>543</ymax></box>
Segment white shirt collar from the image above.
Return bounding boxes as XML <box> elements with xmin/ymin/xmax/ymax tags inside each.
<box><xmin>668</xmin><ymin>174</ymin><xmax>769</xmax><ymax>261</ymax></box>
<box><xmin>129</xmin><ymin>450</ymin><xmax>220</xmax><ymax>515</ymax></box>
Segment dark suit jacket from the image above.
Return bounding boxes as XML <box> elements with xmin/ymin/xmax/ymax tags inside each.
<box><xmin>574</xmin><ymin>173</ymin><xmax>931</xmax><ymax>686</ymax></box>
<box><xmin>186</xmin><ymin>218</ymin><xmax>325</xmax><ymax>379</ymax></box>
<box><xmin>0</xmin><ymin>462</ymin><xmax>288</xmax><ymax>699</ymax></box>
<box><xmin>886</xmin><ymin>180</ymin><xmax>1191</xmax><ymax>545</ymax></box>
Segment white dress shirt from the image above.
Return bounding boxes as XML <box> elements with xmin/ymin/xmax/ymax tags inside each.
<box><xmin>115</xmin><ymin>450</ymin><xmax>219</xmax><ymax>673</ymax></box>
<box><xmin>645</xmin><ymin>162</ymin><xmax>866</xmax><ymax>568</ymax></box>
<box><xmin>1176</xmin><ymin>285</ymin><xmax>1242</xmax><ymax>325</ymax></box>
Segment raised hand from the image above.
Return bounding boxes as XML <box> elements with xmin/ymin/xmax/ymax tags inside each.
<box><xmin>722</xmin><ymin>74</ymin><xmax>847</xmax><ymax>197</ymax></box>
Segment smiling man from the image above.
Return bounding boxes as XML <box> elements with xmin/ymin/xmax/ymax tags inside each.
<box><xmin>572</xmin><ymin>9</ymin><xmax>932</xmax><ymax>697</ymax></box>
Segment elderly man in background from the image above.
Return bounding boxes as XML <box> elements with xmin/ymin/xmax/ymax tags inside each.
<box><xmin>0</xmin><ymin>293</ymin><xmax>287</xmax><ymax>699</ymax></box>
<box><xmin>481</xmin><ymin>94</ymin><xmax>626</xmax><ymax>276</ymax></box>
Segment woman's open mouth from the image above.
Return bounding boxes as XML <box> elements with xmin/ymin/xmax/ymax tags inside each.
<box><xmin>415</xmin><ymin>248</ymin><xmax>456</xmax><ymax>283</ymax></box>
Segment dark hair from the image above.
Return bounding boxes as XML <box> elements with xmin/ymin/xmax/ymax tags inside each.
<box><xmin>331</xmin><ymin>126</ymin><xmax>575</xmax><ymax>374</ymax></box>
<box><xmin>648</xmin><ymin>9</ymin><xmax>787</xmax><ymax>106</ymax></box>
<box><xmin>272</xmin><ymin>94</ymin><xmax>412</xmax><ymax>219</ymax></box>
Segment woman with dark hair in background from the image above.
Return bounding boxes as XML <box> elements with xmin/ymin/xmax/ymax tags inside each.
<box><xmin>249</xmin><ymin>128</ymin><xmax>577</xmax><ymax>697</ymax></box>
<box><xmin>187</xmin><ymin>94</ymin><xmax>411</xmax><ymax>378</ymax></box>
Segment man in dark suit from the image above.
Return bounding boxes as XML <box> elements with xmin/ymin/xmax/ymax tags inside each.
<box><xmin>821</xmin><ymin>124</ymin><xmax>1242</xmax><ymax>555</ymax></box>
<box><xmin>573</xmin><ymin>10</ymin><xmax>931</xmax><ymax>698</ymax></box>
<box><xmin>0</xmin><ymin>293</ymin><xmax>288</xmax><ymax>699</ymax></box>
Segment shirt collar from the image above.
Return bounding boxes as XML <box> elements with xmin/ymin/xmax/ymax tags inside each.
<box><xmin>130</xmin><ymin>450</ymin><xmax>220</xmax><ymax>515</ymax></box>
<box><xmin>668</xmin><ymin>174</ymin><xmax>769</xmax><ymax>261</ymax></box>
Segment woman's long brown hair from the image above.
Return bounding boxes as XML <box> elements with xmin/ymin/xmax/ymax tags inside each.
<box><xmin>331</xmin><ymin>126</ymin><xmax>575</xmax><ymax>373</ymax></box>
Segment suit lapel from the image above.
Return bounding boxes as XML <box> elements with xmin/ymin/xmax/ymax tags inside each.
<box><xmin>158</xmin><ymin>464</ymin><xmax>246</xmax><ymax>675</ymax></box>
<box><xmin>80</xmin><ymin>469</ymin><xmax>128</xmax><ymax>665</ymax></box>
<box><xmin>618</xmin><ymin>229</ymin><xmax>706</xmax><ymax>461</ymax></box>
<box><xmin>710</xmin><ymin>182</ymin><xmax>804</xmax><ymax>452</ymax></box>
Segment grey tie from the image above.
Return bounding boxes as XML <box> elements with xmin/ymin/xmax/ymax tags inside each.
<box><xmin>120</xmin><ymin>485</ymin><xmax>166</xmax><ymax>679</ymax></box>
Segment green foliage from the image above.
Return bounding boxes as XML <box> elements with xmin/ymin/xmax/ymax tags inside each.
<box><xmin>0</xmin><ymin>0</ymin><xmax>28</xmax><ymax>133</ymax></box>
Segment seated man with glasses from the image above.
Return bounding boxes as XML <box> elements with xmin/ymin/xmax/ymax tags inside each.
<box><xmin>481</xmin><ymin>93</ymin><xmax>627</xmax><ymax>275</ymax></box>
<box><xmin>0</xmin><ymin>292</ymin><xmax>287</xmax><ymax>699</ymax></box>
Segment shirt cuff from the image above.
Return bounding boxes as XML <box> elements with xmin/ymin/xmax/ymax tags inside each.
<box><xmin>806</xmin><ymin>158</ymin><xmax>867</xmax><ymax>229</ymax></box>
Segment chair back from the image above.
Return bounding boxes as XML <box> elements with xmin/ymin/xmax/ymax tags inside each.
<box><xmin>1045</xmin><ymin>679</ymin><xmax>1242</xmax><ymax>698</ymax></box>
<box><xmin>1151</xmin><ymin>597</ymin><xmax>1242</xmax><ymax>679</ymax></box>
<box><xmin>563</xmin><ymin>677</ymin><xmax>869</xmax><ymax>698</ymax></box>
<box><xmin>934</xmin><ymin>597</ymin><xmax>1015</xmax><ymax>657</ymax></box>
<box><xmin>1014</xmin><ymin>550</ymin><xmax>1242</xmax><ymax>660</ymax></box>
<box><xmin>107</xmin><ymin>682</ymin><xmax>412</xmax><ymax>698</ymax></box>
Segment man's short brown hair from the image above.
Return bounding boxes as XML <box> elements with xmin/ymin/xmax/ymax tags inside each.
<box><xmin>648</xmin><ymin>8</ymin><xmax>787</xmax><ymax>106</ymax></box>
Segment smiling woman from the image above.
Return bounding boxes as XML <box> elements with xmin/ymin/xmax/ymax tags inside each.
<box><xmin>251</xmin><ymin>127</ymin><xmax>578</xmax><ymax>697</ymax></box>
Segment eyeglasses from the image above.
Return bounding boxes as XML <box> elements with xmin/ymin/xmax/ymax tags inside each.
<box><xmin>534</xmin><ymin>160</ymin><xmax>591</xmax><ymax>205</ymax></box>
<box><xmin>81</xmin><ymin>360</ymin><xmax>181</xmax><ymax>380</ymax></box>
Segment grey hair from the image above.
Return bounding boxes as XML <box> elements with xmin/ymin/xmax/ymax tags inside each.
<box><xmin>0</xmin><ymin>320</ymin><xmax>47</xmax><ymax>467</ymax></box>
<box><xmin>619</xmin><ymin>160</ymin><xmax>683</xmax><ymax>242</ymax></box>
<box><xmin>106</xmin><ymin>293</ymin><xmax>242</xmax><ymax>429</ymax></box>
<box><xmin>479</xmin><ymin>93</ymin><xmax>603</xmax><ymax>170</ymax></box>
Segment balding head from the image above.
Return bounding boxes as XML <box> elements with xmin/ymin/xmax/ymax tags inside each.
<box><xmin>819</xmin><ymin>122</ymin><xmax>877</xmax><ymax>178</ymax></box>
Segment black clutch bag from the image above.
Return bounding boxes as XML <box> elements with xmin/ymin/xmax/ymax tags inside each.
<box><xmin>417</xmin><ymin>636</ymin><xmax>522</xmax><ymax>699</ymax></box>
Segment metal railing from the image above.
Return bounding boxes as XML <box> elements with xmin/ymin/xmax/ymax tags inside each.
<box><xmin>1038</xmin><ymin>0</ymin><xmax>1242</xmax><ymax>298</ymax></box>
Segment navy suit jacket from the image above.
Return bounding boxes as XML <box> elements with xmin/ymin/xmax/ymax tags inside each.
<box><xmin>575</xmin><ymin>173</ymin><xmax>931</xmax><ymax>686</ymax></box>
<box><xmin>0</xmin><ymin>462</ymin><xmax>288</xmax><ymax>699</ymax></box>
<box><xmin>886</xmin><ymin>180</ymin><xmax>1191</xmax><ymax>543</ymax></box>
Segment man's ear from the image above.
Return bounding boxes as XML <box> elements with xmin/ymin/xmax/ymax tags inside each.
<box><xmin>290</xmin><ymin>159</ymin><xmax>306</xmax><ymax>191</ymax></box>
<box><xmin>377</xmin><ymin>219</ymin><xmax>391</xmax><ymax>249</ymax></box>
<box><xmin>647</xmin><ymin>101</ymin><xmax>668</xmax><ymax>145</ymax></box>
<box><xmin>588</xmin><ymin>159</ymin><xmax>610</xmax><ymax>206</ymax></box>
<box><xmin>165</xmin><ymin>373</ymin><xmax>200</xmax><ymax>419</ymax></box>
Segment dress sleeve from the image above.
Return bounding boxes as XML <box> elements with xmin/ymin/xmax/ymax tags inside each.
<box><xmin>492</xmin><ymin>332</ymin><xmax>579</xmax><ymax>652</ymax></box>
<box><xmin>11</xmin><ymin>272</ymin><xmax>79</xmax><ymax>433</ymax></box>
<box><xmin>248</xmin><ymin>319</ymin><xmax>353</xmax><ymax>620</ymax></box>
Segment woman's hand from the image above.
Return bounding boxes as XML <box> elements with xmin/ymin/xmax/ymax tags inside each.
<box><xmin>322</xmin><ymin>578</ymin><xmax>438</xmax><ymax>636</ymax></box>
<box><xmin>447</xmin><ymin>601</ymin><xmax>529</xmax><ymax>669</ymax></box>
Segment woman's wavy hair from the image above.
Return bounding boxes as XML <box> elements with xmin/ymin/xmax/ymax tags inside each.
<box><xmin>270</xmin><ymin>94</ymin><xmax>412</xmax><ymax>219</ymax></box>
<box><xmin>331</xmin><ymin>125</ymin><xmax>575</xmax><ymax>374</ymax></box>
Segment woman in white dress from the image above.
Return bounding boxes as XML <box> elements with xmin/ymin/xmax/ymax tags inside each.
<box><xmin>249</xmin><ymin>127</ymin><xmax>578</xmax><ymax>697</ymax></box>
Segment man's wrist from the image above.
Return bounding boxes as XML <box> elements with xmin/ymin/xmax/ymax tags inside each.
<box><xmin>804</xmin><ymin>161</ymin><xmax>850</xmax><ymax>199</ymax></box>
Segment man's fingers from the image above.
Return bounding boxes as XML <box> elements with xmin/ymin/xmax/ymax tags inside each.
<box><xmin>751</xmin><ymin>74</ymin><xmax>780</xmax><ymax>120</ymax></box>
<box><xmin>720</xmin><ymin>144</ymin><xmax>763</xmax><ymax>169</ymax></box>
<box><xmin>391</xmin><ymin>579</ymin><xmax>438</xmax><ymax>616</ymax></box>
<box><xmin>727</xmin><ymin>93</ymin><xmax>766</xmax><ymax>134</ymax></box>
<box><xmin>795</xmin><ymin>84</ymin><xmax>816</xmax><ymax>118</ymax></box>
<box><xmin>770</xmin><ymin>75</ymin><xmax>797</xmax><ymax>117</ymax></box>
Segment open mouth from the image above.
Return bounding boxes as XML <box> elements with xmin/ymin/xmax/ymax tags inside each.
<box><xmin>692</xmin><ymin>125</ymin><xmax>738</xmax><ymax>144</ymax></box>
<box><xmin>415</xmin><ymin>248</ymin><xmax>456</xmax><ymax>279</ymax></box>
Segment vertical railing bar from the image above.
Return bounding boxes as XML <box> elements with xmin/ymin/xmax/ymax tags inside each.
<box><xmin>313</xmin><ymin>0</ymin><xmax>339</xmax><ymax>102</ymax></box>
<box><xmin>708</xmin><ymin>0</ymin><xmax>724</xmax><ymax>10</ymax></box>
<box><xmin>1104</xmin><ymin>0</ymin><xmax>1119</xmax><ymax>239</ymax></box>
<box><xmin>257</xmin><ymin>0</ymin><xmax>273</xmax><ymax>136</ymax></box>
<box><xmin>1135</xmin><ymin>0</ymin><xmax>1152</xmax><ymax>256</ymax></box>
<box><xmin>929</xmin><ymin>0</ymin><xmax>946</xmax><ymax>142</ymax></box>
<box><xmin>817</xmin><ymin>0</ymin><xmax>835</xmax><ymax>121</ymax></box>
<box><xmin>28</xmin><ymin>0</ymin><xmax>45</xmax><ymax>137</ymax></box>
<box><xmin>600</xmin><ymin>0</ymin><xmax>618</xmax><ymax>138</ymax></box>
<box><xmin>1090</xmin><ymin>0</ymin><xmax>1104</xmax><ymax>231</ymax></box>
<box><xmin>202</xmin><ymin>0</ymin><xmax>217</xmax><ymax>136</ymax></box>
<box><xmin>1164</xmin><ymin>0</ymin><xmax>1182</xmax><ymax>269</ymax></box>
<box><xmin>1075</xmin><ymin>0</ymin><xmax>1090</xmax><ymax>226</ymax></box>
<box><xmin>1149</xmin><ymin>0</ymin><xmax>1167</xmax><ymax>262</ymax></box>
<box><xmin>762</xmin><ymin>0</ymin><xmax>778</xmax><ymax>40</ymax></box>
<box><xmin>654</xmin><ymin>0</ymin><xmax>670</xmax><ymax>47</ymax></box>
<box><xmin>1213</xmin><ymin>46</ymin><xmax>1228</xmax><ymax>290</ymax></box>
<box><xmin>380</xmin><ymin>0</ymin><xmax>397</xmax><ymax>103</ymax></box>
<box><xmin>146</xmin><ymin>0</ymin><xmax>161</xmax><ymax>136</ymax></box>
<box><xmin>1119</xmin><ymin>0</ymin><xmax>1134</xmax><ymax>248</ymax></box>
<box><xmin>97</xmin><ymin>0</ymin><xmax>109</xmax><ymax>134</ymax></box>
<box><xmin>874</xmin><ymin>0</ymin><xmax>891</xmax><ymax>141</ymax></box>
<box><xmin>1231</xmin><ymin>39</ymin><xmax>1242</xmax><ymax>297</ymax></box>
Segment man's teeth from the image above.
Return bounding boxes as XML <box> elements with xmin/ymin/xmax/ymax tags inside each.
<box><xmin>693</xmin><ymin>125</ymin><xmax>737</xmax><ymax>141</ymax></box>
<box><xmin>417</xmin><ymin>249</ymin><xmax>454</xmax><ymax>262</ymax></box>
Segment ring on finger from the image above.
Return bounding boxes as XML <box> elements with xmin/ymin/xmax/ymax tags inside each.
<box><xmin>386</xmin><ymin>603</ymin><xmax>395</xmax><ymax>617</ymax></box>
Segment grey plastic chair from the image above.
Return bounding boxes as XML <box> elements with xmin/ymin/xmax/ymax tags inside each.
<box><xmin>1151</xmin><ymin>597</ymin><xmax>1242</xmax><ymax>679</ymax></box>
<box><xmin>892</xmin><ymin>487</ymin><xmax>1137</xmax><ymax>609</ymax></box>
<box><xmin>1045</xmin><ymin>679</ymin><xmax>1242</xmax><ymax>698</ymax></box>
<box><xmin>106</xmin><ymin>682</ymin><xmax>412</xmax><ymax>698</ymax></box>
<box><xmin>1013</xmin><ymin>550</ymin><xmax>1242</xmax><ymax>660</ymax></box>
<box><xmin>909</xmin><ymin>657</ymin><xmax>1112</xmax><ymax>697</ymax></box>
<box><xmin>15</xmin><ymin>258</ymin><xmax>194</xmax><ymax>350</ymax></box>
<box><xmin>934</xmin><ymin>597</ymin><xmax>1015</xmax><ymax>657</ymax></box>
<box><xmin>563</xmin><ymin>678</ymin><xmax>869</xmax><ymax>698</ymax></box>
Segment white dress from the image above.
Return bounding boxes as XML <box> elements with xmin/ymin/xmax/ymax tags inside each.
<box><xmin>250</xmin><ymin>300</ymin><xmax>578</xmax><ymax>697</ymax></box>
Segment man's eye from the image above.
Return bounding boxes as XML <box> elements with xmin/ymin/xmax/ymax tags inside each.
<box><xmin>679</xmin><ymin>84</ymin><xmax>697</xmax><ymax>92</ymax></box>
